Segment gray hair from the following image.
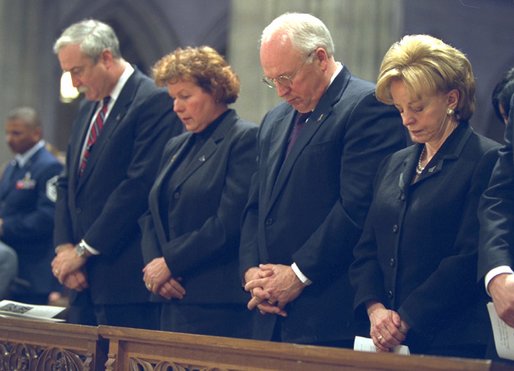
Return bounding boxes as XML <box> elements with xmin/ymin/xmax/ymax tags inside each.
<box><xmin>53</xmin><ymin>19</ymin><xmax>121</xmax><ymax>61</ymax></box>
<box><xmin>6</xmin><ymin>107</ymin><xmax>41</xmax><ymax>129</ymax></box>
<box><xmin>260</xmin><ymin>12</ymin><xmax>335</xmax><ymax>58</ymax></box>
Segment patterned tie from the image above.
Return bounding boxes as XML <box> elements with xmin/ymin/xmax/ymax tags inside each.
<box><xmin>286</xmin><ymin>111</ymin><xmax>310</xmax><ymax>157</ymax></box>
<box><xmin>79</xmin><ymin>96</ymin><xmax>111</xmax><ymax>176</ymax></box>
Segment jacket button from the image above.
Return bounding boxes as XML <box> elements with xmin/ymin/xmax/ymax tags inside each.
<box><xmin>265</xmin><ymin>218</ymin><xmax>273</xmax><ymax>226</ymax></box>
<box><xmin>389</xmin><ymin>258</ymin><xmax>395</xmax><ymax>267</ymax></box>
<box><xmin>392</xmin><ymin>224</ymin><xmax>399</xmax><ymax>233</ymax></box>
<box><xmin>387</xmin><ymin>290</ymin><xmax>393</xmax><ymax>299</ymax></box>
<box><xmin>173</xmin><ymin>192</ymin><xmax>180</xmax><ymax>199</ymax></box>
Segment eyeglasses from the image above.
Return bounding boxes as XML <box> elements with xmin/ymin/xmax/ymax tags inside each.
<box><xmin>262</xmin><ymin>52</ymin><xmax>314</xmax><ymax>89</ymax></box>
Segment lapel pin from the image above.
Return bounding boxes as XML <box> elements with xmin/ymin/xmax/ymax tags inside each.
<box><xmin>199</xmin><ymin>155</ymin><xmax>206</xmax><ymax>162</ymax></box>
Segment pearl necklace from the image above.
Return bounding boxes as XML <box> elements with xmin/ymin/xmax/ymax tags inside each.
<box><xmin>416</xmin><ymin>146</ymin><xmax>426</xmax><ymax>175</ymax></box>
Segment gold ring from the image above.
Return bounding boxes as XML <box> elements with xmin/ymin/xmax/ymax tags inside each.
<box><xmin>146</xmin><ymin>283</ymin><xmax>151</xmax><ymax>289</ymax></box>
<box><xmin>377</xmin><ymin>335</ymin><xmax>383</xmax><ymax>341</ymax></box>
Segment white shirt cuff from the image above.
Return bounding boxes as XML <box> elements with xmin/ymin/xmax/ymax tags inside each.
<box><xmin>291</xmin><ymin>262</ymin><xmax>312</xmax><ymax>286</ymax></box>
<box><xmin>81</xmin><ymin>239</ymin><xmax>100</xmax><ymax>255</ymax></box>
<box><xmin>485</xmin><ymin>266</ymin><xmax>514</xmax><ymax>296</ymax></box>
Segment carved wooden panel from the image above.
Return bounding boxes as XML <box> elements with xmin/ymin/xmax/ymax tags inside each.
<box><xmin>0</xmin><ymin>342</ymin><xmax>90</xmax><ymax>371</ymax></box>
<box><xmin>99</xmin><ymin>325</ymin><xmax>514</xmax><ymax>371</ymax></box>
<box><xmin>128</xmin><ymin>357</ymin><xmax>232</xmax><ymax>371</ymax></box>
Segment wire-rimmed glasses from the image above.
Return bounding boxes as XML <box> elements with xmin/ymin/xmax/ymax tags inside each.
<box><xmin>262</xmin><ymin>51</ymin><xmax>314</xmax><ymax>89</ymax></box>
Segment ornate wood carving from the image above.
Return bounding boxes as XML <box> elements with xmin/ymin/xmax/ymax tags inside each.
<box><xmin>128</xmin><ymin>357</ymin><xmax>231</xmax><ymax>371</ymax></box>
<box><xmin>0</xmin><ymin>342</ymin><xmax>90</xmax><ymax>370</ymax></box>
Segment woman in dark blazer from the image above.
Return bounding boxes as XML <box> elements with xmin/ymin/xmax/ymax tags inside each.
<box><xmin>349</xmin><ymin>34</ymin><xmax>500</xmax><ymax>358</ymax></box>
<box><xmin>139</xmin><ymin>46</ymin><xmax>257</xmax><ymax>338</ymax></box>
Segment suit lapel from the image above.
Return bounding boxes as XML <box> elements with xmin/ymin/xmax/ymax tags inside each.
<box><xmin>149</xmin><ymin>134</ymin><xmax>191</xmax><ymax>244</ymax></box>
<box><xmin>149</xmin><ymin>110</ymin><xmax>235</xmax><ymax>244</ymax></box>
<box><xmin>399</xmin><ymin>146</ymin><xmax>420</xmax><ymax>192</ymax></box>
<box><xmin>172</xmin><ymin>111</ymin><xmax>233</xmax><ymax>189</ymax></box>
<box><xmin>414</xmin><ymin>123</ymin><xmax>471</xmax><ymax>183</ymax></box>
<box><xmin>268</xmin><ymin>69</ymin><xmax>349</xmax><ymax>209</ymax></box>
<box><xmin>77</xmin><ymin>70</ymin><xmax>140</xmax><ymax>188</ymax></box>
<box><xmin>264</xmin><ymin>109</ymin><xmax>294</xmax><ymax>202</ymax></box>
<box><xmin>71</xmin><ymin>102</ymin><xmax>96</xmax><ymax>183</ymax></box>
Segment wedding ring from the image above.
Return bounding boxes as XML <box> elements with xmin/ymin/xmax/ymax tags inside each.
<box><xmin>54</xmin><ymin>270</ymin><xmax>60</xmax><ymax>275</ymax></box>
<box><xmin>377</xmin><ymin>335</ymin><xmax>383</xmax><ymax>341</ymax></box>
<box><xmin>146</xmin><ymin>283</ymin><xmax>151</xmax><ymax>289</ymax></box>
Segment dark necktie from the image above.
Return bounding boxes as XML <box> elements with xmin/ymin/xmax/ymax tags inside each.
<box><xmin>79</xmin><ymin>96</ymin><xmax>111</xmax><ymax>176</ymax></box>
<box><xmin>286</xmin><ymin>111</ymin><xmax>310</xmax><ymax>157</ymax></box>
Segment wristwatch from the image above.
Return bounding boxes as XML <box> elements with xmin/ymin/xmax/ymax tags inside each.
<box><xmin>75</xmin><ymin>241</ymin><xmax>93</xmax><ymax>258</ymax></box>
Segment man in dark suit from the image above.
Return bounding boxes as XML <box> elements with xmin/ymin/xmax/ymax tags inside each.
<box><xmin>0</xmin><ymin>107</ymin><xmax>63</xmax><ymax>303</ymax></box>
<box><xmin>479</xmin><ymin>93</ymin><xmax>514</xmax><ymax>328</ymax></box>
<box><xmin>240</xmin><ymin>12</ymin><xmax>406</xmax><ymax>347</ymax></box>
<box><xmin>51</xmin><ymin>19</ymin><xmax>182</xmax><ymax>329</ymax></box>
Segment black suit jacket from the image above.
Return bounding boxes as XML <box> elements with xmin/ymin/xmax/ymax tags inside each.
<box><xmin>479</xmin><ymin>94</ymin><xmax>514</xmax><ymax>280</ymax></box>
<box><xmin>140</xmin><ymin>110</ymin><xmax>257</xmax><ymax>306</ymax></box>
<box><xmin>54</xmin><ymin>68</ymin><xmax>182</xmax><ymax>305</ymax></box>
<box><xmin>239</xmin><ymin>66</ymin><xmax>407</xmax><ymax>344</ymax></box>
<box><xmin>0</xmin><ymin>146</ymin><xmax>63</xmax><ymax>294</ymax></box>
<box><xmin>351</xmin><ymin>123</ymin><xmax>499</xmax><ymax>352</ymax></box>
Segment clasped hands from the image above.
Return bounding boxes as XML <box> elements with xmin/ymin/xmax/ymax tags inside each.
<box><xmin>142</xmin><ymin>257</ymin><xmax>186</xmax><ymax>300</ymax></box>
<box><xmin>366</xmin><ymin>301</ymin><xmax>409</xmax><ymax>352</ymax></box>
<box><xmin>51</xmin><ymin>243</ymin><xmax>88</xmax><ymax>291</ymax></box>
<box><xmin>244</xmin><ymin>264</ymin><xmax>306</xmax><ymax>317</ymax></box>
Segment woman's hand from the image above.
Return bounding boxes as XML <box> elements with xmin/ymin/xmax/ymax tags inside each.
<box><xmin>366</xmin><ymin>301</ymin><xmax>409</xmax><ymax>352</ymax></box>
<box><xmin>143</xmin><ymin>257</ymin><xmax>185</xmax><ymax>299</ymax></box>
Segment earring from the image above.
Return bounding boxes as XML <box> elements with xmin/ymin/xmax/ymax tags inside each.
<box><xmin>447</xmin><ymin>108</ymin><xmax>454</xmax><ymax>115</ymax></box>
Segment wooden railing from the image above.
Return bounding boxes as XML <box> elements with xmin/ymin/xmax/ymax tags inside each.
<box><xmin>0</xmin><ymin>316</ymin><xmax>106</xmax><ymax>370</ymax></box>
<box><xmin>1</xmin><ymin>317</ymin><xmax>514</xmax><ymax>371</ymax></box>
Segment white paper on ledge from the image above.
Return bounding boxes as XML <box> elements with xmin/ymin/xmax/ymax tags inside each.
<box><xmin>353</xmin><ymin>336</ymin><xmax>410</xmax><ymax>355</ymax></box>
<box><xmin>0</xmin><ymin>299</ymin><xmax>65</xmax><ymax>322</ymax></box>
<box><xmin>487</xmin><ymin>301</ymin><xmax>514</xmax><ymax>361</ymax></box>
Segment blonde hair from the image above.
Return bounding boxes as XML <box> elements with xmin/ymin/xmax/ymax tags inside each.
<box><xmin>153</xmin><ymin>46</ymin><xmax>240</xmax><ymax>104</ymax></box>
<box><xmin>376</xmin><ymin>34</ymin><xmax>475</xmax><ymax>121</ymax></box>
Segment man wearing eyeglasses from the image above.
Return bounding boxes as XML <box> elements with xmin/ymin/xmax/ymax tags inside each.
<box><xmin>240</xmin><ymin>12</ymin><xmax>406</xmax><ymax>347</ymax></box>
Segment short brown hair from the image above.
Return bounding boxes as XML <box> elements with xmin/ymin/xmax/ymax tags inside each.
<box><xmin>376</xmin><ymin>34</ymin><xmax>475</xmax><ymax>121</ymax></box>
<box><xmin>153</xmin><ymin>46</ymin><xmax>240</xmax><ymax>104</ymax></box>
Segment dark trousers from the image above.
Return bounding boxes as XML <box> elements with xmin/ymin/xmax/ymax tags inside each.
<box><xmin>67</xmin><ymin>290</ymin><xmax>159</xmax><ymax>330</ymax></box>
<box><xmin>161</xmin><ymin>302</ymin><xmax>252</xmax><ymax>339</ymax></box>
<box><xmin>271</xmin><ymin>317</ymin><xmax>354</xmax><ymax>349</ymax></box>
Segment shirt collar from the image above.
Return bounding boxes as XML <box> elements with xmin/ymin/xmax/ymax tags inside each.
<box><xmin>15</xmin><ymin>140</ymin><xmax>45</xmax><ymax>167</ymax></box>
<box><xmin>108</xmin><ymin>61</ymin><xmax>134</xmax><ymax>103</ymax></box>
<box><xmin>329</xmin><ymin>62</ymin><xmax>343</xmax><ymax>85</ymax></box>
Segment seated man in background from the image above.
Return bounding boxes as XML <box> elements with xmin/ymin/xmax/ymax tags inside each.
<box><xmin>0</xmin><ymin>107</ymin><xmax>63</xmax><ymax>304</ymax></box>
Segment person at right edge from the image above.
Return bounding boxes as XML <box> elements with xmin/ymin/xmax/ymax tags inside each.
<box><xmin>478</xmin><ymin>91</ymin><xmax>514</xmax><ymax>361</ymax></box>
<box><xmin>350</xmin><ymin>34</ymin><xmax>500</xmax><ymax>358</ymax></box>
<box><xmin>240</xmin><ymin>12</ymin><xmax>406</xmax><ymax>348</ymax></box>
